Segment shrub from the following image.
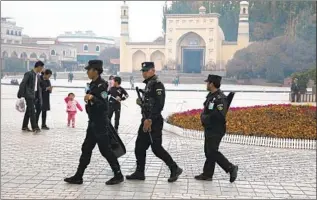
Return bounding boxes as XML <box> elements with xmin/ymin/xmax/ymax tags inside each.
<box><xmin>167</xmin><ymin>104</ymin><xmax>316</xmax><ymax>140</ymax></box>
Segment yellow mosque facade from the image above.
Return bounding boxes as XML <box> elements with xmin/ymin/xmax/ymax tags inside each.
<box><xmin>119</xmin><ymin>1</ymin><xmax>250</xmax><ymax>75</ymax></box>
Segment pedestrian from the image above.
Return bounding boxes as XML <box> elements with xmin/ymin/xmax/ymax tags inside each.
<box><xmin>17</xmin><ymin>61</ymin><xmax>44</xmax><ymax>133</ymax></box>
<box><xmin>197</xmin><ymin>74</ymin><xmax>238</xmax><ymax>182</ymax></box>
<box><xmin>64</xmin><ymin>93</ymin><xmax>83</xmax><ymax>128</ymax></box>
<box><xmin>68</xmin><ymin>72</ymin><xmax>74</xmax><ymax>83</ymax></box>
<box><xmin>53</xmin><ymin>71</ymin><xmax>57</xmax><ymax>81</ymax></box>
<box><xmin>35</xmin><ymin>69</ymin><xmax>53</xmax><ymax>130</ymax></box>
<box><xmin>130</xmin><ymin>75</ymin><xmax>134</xmax><ymax>89</ymax></box>
<box><xmin>107</xmin><ymin>75</ymin><xmax>115</xmax><ymax>91</ymax></box>
<box><xmin>108</xmin><ymin>76</ymin><xmax>129</xmax><ymax>133</ymax></box>
<box><xmin>85</xmin><ymin>83</ymin><xmax>90</xmax><ymax>93</ymax></box>
<box><xmin>64</xmin><ymin>60</ymin><xmax>124</xmax><ymax>185</ymax></box>
<box><xmin>291</xmin><ymin>78</ymin><xmax>300</xmax><ymax>102</ymax></box>
<box><xmin>126</xmin><ymin>62</ymin><xmax>182</xmax><ymax>182</ymax></box>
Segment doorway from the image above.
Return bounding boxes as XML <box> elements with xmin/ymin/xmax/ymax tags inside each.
<box><xmin>182</xmin><ymin>48</ymin><xmax>204</xmax><ymax>73</ymax></box>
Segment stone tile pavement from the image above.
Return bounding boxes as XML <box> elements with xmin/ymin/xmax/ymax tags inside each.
<box><xmin>1</xmin><ymin>86</ymin><xmax>316</xmax><ymax>199</ymax></box>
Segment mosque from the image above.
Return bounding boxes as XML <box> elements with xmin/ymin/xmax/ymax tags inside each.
<box><xmin>119</xmin><ymin>1</ymin><xmax>250</xmax><ymax>75</ymax></box>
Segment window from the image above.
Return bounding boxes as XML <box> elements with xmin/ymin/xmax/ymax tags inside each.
<box><xmin>243</xmin><ymin>8</ymin><xmax>246</xmax><ymax>14</ymax></box>
<box><xmin>63</xmin><ymin>50</ymin><xmax>66</xmax><ymax>56</ymax></box>
<box><xmin>124</xmin><ymin>10</ymin><xmax>126</xmax><ymax>16</ymax></box>
<box><xmin>18</xmin><ymin>31</ymin><xmax>21</xmax><ymax>36</ymax></box>
<box><xmin>6</xmin><ymin>30</ymin><xmax>9</xmax><ymax>35</ymax></box>
<box><xmin>83</xmin><ymin>44</ymin><xmax>88</xmax><ymax>51</ymax></box>
<box><xmin>10</xmin><ymin>30</ymin><xmax>14</xmax><ymax>35</ymax></box>
<box><xmin>50</xmin><ymin>50</ymin><xmax>56</xmax><ymax>56</ymax></box>
<box><xmin>15</xmin><ymin>31</ymin><xmax>17</xmax><ymax>36</ymax></box>
<box><xmin>96</xmin><ymin>45</ymin><xmax>100</xmax><ymax>52</ymax></box>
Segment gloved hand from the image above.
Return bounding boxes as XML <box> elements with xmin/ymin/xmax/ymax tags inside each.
<box><xmin>136</xmin><ymin>98</ymin><xmax>142</xmax><ymax>106</ymax></box>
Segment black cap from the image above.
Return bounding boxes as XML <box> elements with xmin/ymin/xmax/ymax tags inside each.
<box><xmin>85</xmin><ymin>60</ymin><xmax>103</xmax><ymax>72</ymax></box>
<box><xmin>114</xmin><ymin>76</ymin><xmax>121</xmax><ymax>84</ymax></box>
<box><xmin>204</xmin><ymin>74</ymin><xmax>222</xmax><ymax>84</ymax></box>
<box><xmin>140</xmin><ymin>62</ymin><xmax>155</xmax><ymax>72</ymax></box>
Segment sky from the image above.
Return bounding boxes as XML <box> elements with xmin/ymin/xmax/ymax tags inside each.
<box><xmin>1</xmin><ymin>1</ymin><xmax>170</xmax><ymax>42</ymax></box>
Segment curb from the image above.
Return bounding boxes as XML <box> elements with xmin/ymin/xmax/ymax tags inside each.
<box><xmin>163</xmin><ymin>122</ymin><xmax>316</xmax><ymax>150</ymax></box>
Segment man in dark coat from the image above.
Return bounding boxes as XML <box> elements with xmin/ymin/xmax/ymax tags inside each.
<box><xmin>64</xmin><ymin>60</ymin><xmax>124</xmax><ymax>185</ymax></box>
<box><xmin>126</xmin><ymin>62</ymin><xmax>182</xmax><ymax>183</ymax></box>
<box><xmin>291</xmin><ymin>78</ymin><xmax>300</xmax><ymax>102</ymax></box>
<box><xmin>36</xmin><ymin>69</ymin><xmax>53</xmax><ymax>130</ymax></box>
<box><xmin>196</xmin><ymin>74</ymin><xmax>238</xmax><ymax>182</ymax></box>
<box><xmin>17</xmin><ymin>61</ymin><xmax>44</xmax><ymax>133</ymax></box>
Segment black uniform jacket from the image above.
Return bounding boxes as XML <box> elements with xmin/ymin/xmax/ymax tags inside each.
<box><xmin>85</xmin><ymin>76</ymin><xmax>109</xmax><ymax>123</ymax></box>
<box><xmin>142</xmin><ymin>75</ymin><xmax>165</xmax><ymax>121</ymax></box>
<box><xmin>200</xmin><ymin>89</ymin><xmax>228</xmax><ymax>135</ymax></box>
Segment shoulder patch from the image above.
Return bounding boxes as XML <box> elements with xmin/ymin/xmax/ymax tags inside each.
<box><xmin>156</xmin><ymin>89</ymin><xmax>163</xmax><ymax>95</ymax></box>
<box><xmin>101</xmin><ymin>91</ymin><xmax>108</xmax><ymax>99</ymax></box>
<box><xmin>217</xmin><ymin>104</ymin><xmax>224</xmax><ymax>110</ymax></box>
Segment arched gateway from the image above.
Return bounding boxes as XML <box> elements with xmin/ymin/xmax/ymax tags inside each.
<box><xmin>119</xmin><ymin>1</ymin><xmax>251</xmax><ymax>75</ymax></box>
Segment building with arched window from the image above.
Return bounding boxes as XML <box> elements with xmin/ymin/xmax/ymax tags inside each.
<box><xmin>120</xmin><ymin>1</ymin><xmax>250</xmax><ymax>76</ymax></box>
<box><xmin>1</xmin><ymin>17</ymin><xmax>23</xmax><ymax>44</ymax></box>
<box><xmin>56</xmin><ymin>31</ymin><xmax>115</xmax><ymax>65</ymax></box>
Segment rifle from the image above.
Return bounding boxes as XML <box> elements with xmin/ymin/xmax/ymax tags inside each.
<box><xmin>136</xmin><ymin>87</ymin><xmax>153</xmax><ymax>144</ymax></box>
<box><xmin>227</xmin><ymin>92</ymin><xmax>235</xmax><ymax>109</ymax></box>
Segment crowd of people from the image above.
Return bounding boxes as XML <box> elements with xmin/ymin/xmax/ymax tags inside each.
<box><xmin>16</xmin><ymin>60</ymin><xmax>238</xmax><ymax>186</ymax></box>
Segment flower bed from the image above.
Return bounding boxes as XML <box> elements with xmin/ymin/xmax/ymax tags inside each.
<box><xmin>167</xmin><ymin>104</ymin><xmax>316</xmax><ymax>140</ymax></box>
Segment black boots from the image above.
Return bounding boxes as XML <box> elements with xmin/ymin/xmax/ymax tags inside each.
<box><xmin>168</xmin><ymin>165</ymin><xmax>183</xmax><ymax>183</ymax></box>
<box><xmin>106</xmin><ymin>170</ymin><xmax>124</xmax><ymax>185</ymax></box>
<box><xmin>229</xmin><ymin>165</ymin><xmax>238</xmax><ymax>183</ymax></box>
<box><xmin>126</xmin><ymin>164</ymin><xmax>145</xmax><ymax>180</ymax></box>
<box><xmin>194</xmin><ymin>173</ymin><xmax>213</xmax><ymax>181</ymax></box>
<box><xmin>126</xmin><ymin>170</ymin><xmax>145</xmax><ymax>180</ymax></box>
<box><xmin>64</xmin><ymin>175</ymin><xmax>83</xmax><ymax>184</ymax></box>
<box><xmin>64</xmin><ymin>168</ymin><xmax>85</xmax><ymax>184</ymax></box>
<box><xmin>64</xmin><ymin>168</ymin><xmax>124</xmax><ymax>185</ymax></box>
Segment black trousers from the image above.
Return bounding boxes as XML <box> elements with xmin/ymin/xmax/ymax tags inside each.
<box><xmin>291</xmin><ymin>92</ymin><xmax>301</xmax><ymax>102</ymax></box>
<box><xmin>134</xmin><ymin>116</ymin><xmax>175</xmax><ymax>172</ymax></box>
<box><xmin>203</xmin><ymin>133</ymin><xmax>233</xmax><ymax>177</ymax></box>
<box><xmin>22</xmin><ymin>98</ymin><xmax>38</xmax><ymax>130</ymax></box>
<box><xmin>35</xmin><ymin>105</ymin><xmax>47</xmax><ymax>127</ymax></box>
<box><xmin>77</xmin><ymin>121</ymin><xmax>121</xmax><ymax>176</ymax></box>
<box><xmin>108</xmin><ymin>104</ymin><xmax>121</xmax><ymax>130</ymax></box>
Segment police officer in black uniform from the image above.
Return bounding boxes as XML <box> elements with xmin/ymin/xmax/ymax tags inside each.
<box><xmin>108</xmin><ymin>76</ymin><xmax>129</xmax><ymax>133</ymax></box>
<box><xmin>126</xmin><ymin>62</ymin><xmax>183</xmax><ymax>183</ymax></box>
<box><xmin>196</xmin><ymin>74</ymin><xmax>238</xmax><ymax>182</ymax></box>
<box><xmin>64</xmin><ymin>60</ymin><xmax>124</xmax><ymax>185</ymax></box>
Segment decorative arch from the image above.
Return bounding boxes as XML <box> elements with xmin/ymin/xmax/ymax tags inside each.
<box><xmin>2</xmin><ymin>51</ymin><xmax>8</xmax><ymax>58</ymax></box>
<box><xmin>132</xmin><ymin>50</ymin><xmax>146</xmax><ymax>71</ymax></box>
<box><xmin>20</xmin><ymin>52</ymin><xmax>28</xmax><ymax>59</ymax></box>
<box><xmin>39</xmin><ymin>53</ymin><xmax>47</xmax><ymax>60</ymax></box>
<box><xmin>11</xmin><ymin>51</ymin><xmax>18</xmax><ymax>58</ymax></box>
<box><xmin>150</xmin><ymin>50</ymin><xmax>165</xmax><ymax>71</ymax></box>
<box><xmin>30</xmin><ymin>52</ymin><xmax>38</xmax><ymax>59</ymax></box>
<box><xmin>176</xmin><ymin>31</ymin><xmax>206</xmax><ymax>73</ymax></box>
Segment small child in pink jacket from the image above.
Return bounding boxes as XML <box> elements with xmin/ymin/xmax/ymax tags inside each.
<box><xmin>64</xmin><ymin>93</ymin><xmax>83</xmax><ymax>128</ymax></box>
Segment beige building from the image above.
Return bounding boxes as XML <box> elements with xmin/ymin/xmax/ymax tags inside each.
<box><xmin>1</xmin><ymin>17</ymin><xmax>23</xmax><ymax>45</ymax></box>
<box><xmin>56</xmin><ymin>31</ymin><xmax>115</xmax><ymax>64</ymax></box>
<box><xmin>120</xmin><ymin>1</ymin><xmax>250</xmax><ymax>75</ymax></box>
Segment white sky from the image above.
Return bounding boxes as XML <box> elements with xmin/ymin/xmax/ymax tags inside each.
<box><xmin>1</xmin><ymin>1</ymin><xmax>170</xmax><ymax>42</ymax></box>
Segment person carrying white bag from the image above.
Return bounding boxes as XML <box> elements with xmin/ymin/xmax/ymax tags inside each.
<box><xmin>16</xmin><ymin>98</ymin><xmax>26</xmax><ymax>113</ymax></box>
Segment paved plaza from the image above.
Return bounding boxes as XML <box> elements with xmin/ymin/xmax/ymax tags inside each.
<box><xmin>1</xmin><ymin>85</ymin><xmax>316</xmax><ymax>199</ymax></box>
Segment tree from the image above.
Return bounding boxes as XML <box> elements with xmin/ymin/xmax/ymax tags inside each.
<box><xmin>98</xmin><ymin>47</ymin><xmax>120</xmax><ymax>66</ymax></box>
<box><xmin>226</xmin><ymin>36</ymin><xmax>316</xmax><ymax>82</ymax></box>
<box><xmin>162</xmin><ymin>1</ymin><xmax>316</xmax><ymax>42</ymax></box>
